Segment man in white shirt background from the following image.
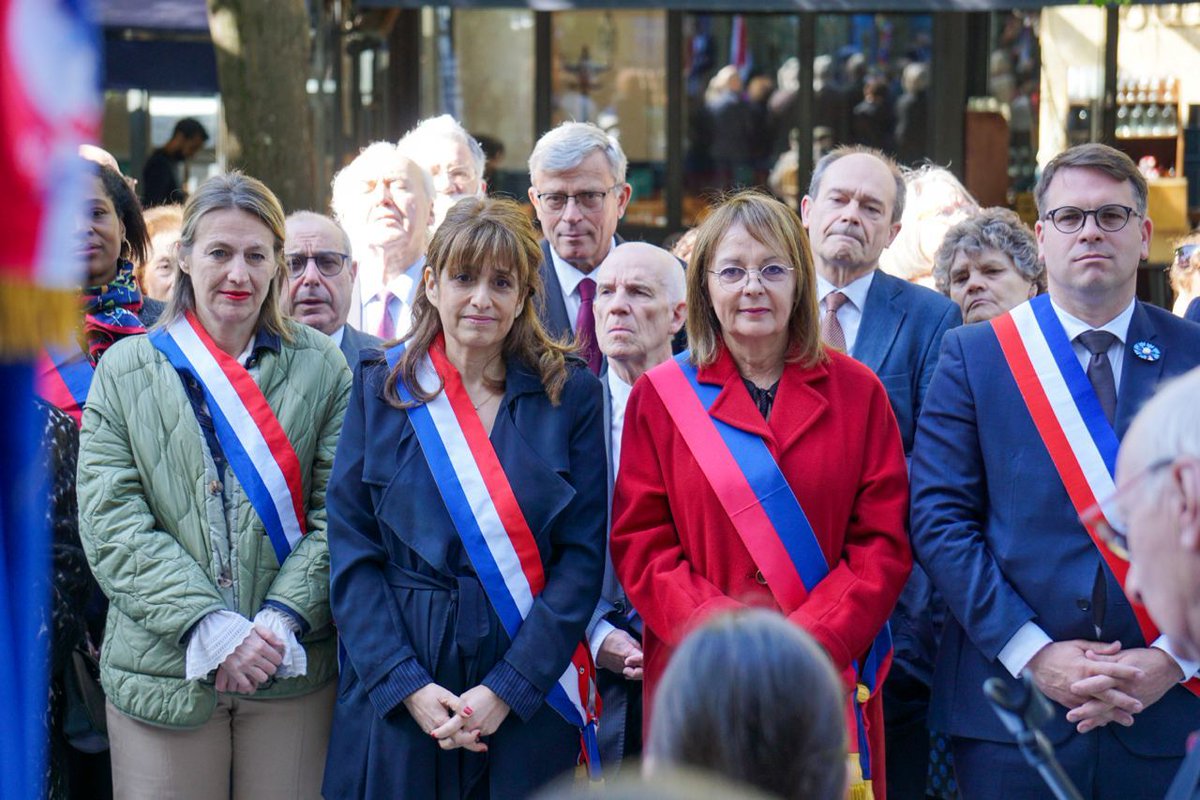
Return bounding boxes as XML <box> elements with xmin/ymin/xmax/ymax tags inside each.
<box><xmin>398</xmin><ymin>114</ymin><xmax>487</xmax><ymax>231</ymax></box>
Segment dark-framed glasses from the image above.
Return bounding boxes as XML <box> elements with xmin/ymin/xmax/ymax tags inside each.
<box><xmin>1174</xmin><ymin>243</ymin><xmax>1200</xmax><ymax>266</ymax></box>
<box><xmin>535</xmin><ymin>186</ymin><xmax>618</xmax><ymax>213</ymax></box>
<box><xmin>286</xmin><ymin>251</ymin><xmax>349</xmax><ymax>278</ymax></box>
<box><xmin>1044</xmin><ymin>204</ymin><xmax>1141</xmax><ymax>235</ymax></box>
<box><xmin>709</xmin><ymin>264</ymin><xmax>795</xmax><ymax>289</ymax></box>
<box><xmin>1077</xmin><ymin>456</ymin><xmax>1176</xmax><ymax>562</ymax></box>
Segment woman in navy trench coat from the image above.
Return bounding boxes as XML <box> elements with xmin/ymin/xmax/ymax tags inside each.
<box><xmin>322</xmin><ymin>198</ymin><xmax>606</xmax><ymax>799</ymax></box>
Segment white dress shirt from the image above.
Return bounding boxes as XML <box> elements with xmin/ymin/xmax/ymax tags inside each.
<box><xmin>997</xmin><ymin>296</ymin><xmax>1198</xmax><ymax>681</ymax></box>
<box><xmin>817</xmin><ymin>270</ymin><xmax>876</xmax><ymax>355</ymax></box>
<box><xmin>330</xmin><ymin>326</ymin><xmax>345</xmax><ymax>347</ymax></box>
<box><xmin>550</xmin><ymin>239</ymin><xmax>618</xmax><ymax>333</ymax></box>
<box><xmin>359</xmin><ymin>255</ymin><xmax>427</xmax><ymax>339</ymax></box>
<box><xmin>607</xmin><ymin>368</ymin><xmax>633</xmax><ymax>477</ymax></box>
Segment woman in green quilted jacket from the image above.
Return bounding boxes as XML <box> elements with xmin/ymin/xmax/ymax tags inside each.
<box><xmin>77</xmin><ymin>172</ymin><xmax>351</xmax><ymax>800</ymax></box>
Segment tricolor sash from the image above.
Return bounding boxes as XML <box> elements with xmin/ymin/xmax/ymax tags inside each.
<box><xmin>149</xmin><ymin>311</ymin><xmax>307</xmax><ymax>564</ymax></box>
<box><xmin>35</xmin><ymin>346</ymin><xmax>93</xmax><ymax>426</ymax></box>
<box><xmin>993</xmin><ymin>295</ymin><xmax>1200</xmax><ymax>697</ymax></box>
<box><xmin>648</xmin><ymin>352</ymin><xmax>891</xmax><ymax>797</ymax></box>
<box><xmin>385</xmin><ymin>340</ymin><xmax>602</xmax><ymax>779</ymax></box>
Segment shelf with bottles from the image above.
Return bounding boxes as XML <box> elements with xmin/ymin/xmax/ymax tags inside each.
<box><xmin>1115</xmin><ymin>74</ymin><xmax>1181</xmax><ymax>141</ymax></box>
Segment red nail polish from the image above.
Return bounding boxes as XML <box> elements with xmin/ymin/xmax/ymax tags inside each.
<box><xmin>462</xmin><ymin>705</ymin><xmax>474</xmax><ymax>716</ymax></box>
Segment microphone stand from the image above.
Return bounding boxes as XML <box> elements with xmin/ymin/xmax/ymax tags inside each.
<box><xmin>984</xmin><ymin>671</ymin><xmax>1084</xmax><ymax>800</ymax></box>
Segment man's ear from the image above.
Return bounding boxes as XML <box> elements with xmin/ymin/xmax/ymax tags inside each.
<box><xmin>1174</xmin><ymin>458</ymin><xmax>1200</xmax><ymax>552</ymax></box>
<box><xmin>670</xmin><ymin>300</ymin><xmax>687</xmax><ymax>334</ymax></box>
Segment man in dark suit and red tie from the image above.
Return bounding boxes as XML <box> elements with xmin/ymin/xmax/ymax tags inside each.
<box><xmin>911</xmin><ymin>143</ymin><xmax>1200</xmax><ymax>799</ymax></box>
<box><xmin>528</xmin><ymin>122</ymin><xmax>631</xmax><ymax>374</ymax></box>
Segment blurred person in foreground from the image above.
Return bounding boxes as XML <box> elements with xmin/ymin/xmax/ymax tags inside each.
<box><xmin>399</xmin><ymin>114</ymin><xmax>488</xmax><ymax>230</ymax></box>
<box><xmin>647</xmin><ymin>610</ymin><xmax>849</xmax><ymax>800</ymax></box>
<box><xmin>36</xmin><ymin>161</ymin><xmax>160</xmax><ymax>426</ymax></box>
<box><xmin>78</xmin><ymin>172</ymin><xmax>351</xmax><ymax>799</ymax></box>
<box><xmin>135</xmin><ymin>203</ymin><xmax>183</xmax><ymax>302</ymax></box>
<box><xmin>323</xmin><ymin>197</ymin><xmax>605</xmax><ymax>798</ymax></box>
<box><xmin>611</xmin><ymin>190</ymin><xmax>910</xmax><ymax>799</ymax></box>
<box><xmin>879</xmin><ymin>165</ymin><xmax>980</xmax><ymax>289</ymax></box>
<box><xmin>282</xmin><ymin>211</ymin><xmax>381</xmax><ymax>363</ymax></box>
<box><xmin>932</xmin><ymin>207</ymin><xmax>1044</xmax><ymax>324</ymax></box>
<box><xmin>331</xmin><ymin>142</ymin><xmax>435</xmax><ymax>341</ymax></box>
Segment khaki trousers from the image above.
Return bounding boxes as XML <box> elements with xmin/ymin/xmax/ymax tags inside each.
<box><xmin>106</xmin><ymin>681</ymin><xmax>335</xmax><ymax>800</ymax></box>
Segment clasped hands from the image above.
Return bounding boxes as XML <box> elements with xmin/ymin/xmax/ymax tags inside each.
<box><xmin>404</xmin><ymin>683</ymin><xmax>511</xmax><ymax>753</ymax></box>
<box><xmin>215</xmin><ymin>624</ymin><xmax>285</xmax><ymax>694</ymax></box>
<box><xmin>1027</xmin><ymin>639</ymin><xmax>1184</xmax><ymax>733</ymax></box>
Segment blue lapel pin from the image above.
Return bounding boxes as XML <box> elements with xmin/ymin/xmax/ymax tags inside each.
<box><xmin>1132</xmin><ymin>341</ymin><xmax>1161</xmax><ymax>362</ymax></box>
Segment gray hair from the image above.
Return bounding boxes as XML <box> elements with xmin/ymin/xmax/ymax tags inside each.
<box><xmin>1124</xmin><ymin>366</ymin><xmax>1200</xmax><ymax>474</ymax></box>
<box><xmin>1035</xmin><ymin>142</ymin><xmax>1148</xmax><ymax>218</ymax></box>
<box><xmin>285</xmin><ymin>210</ymin><xmax>353</xmax><ymax>259</ymax></box>
<box><xmin>398</xmin><ymin>114</ymin><xmax>486</xmax><ymax>182</ymax></box>
<box><xmin>880</xmin><ymin>165</ymin><xmax>980</xmax><ymax>281</ymax></box>
<box><xmin>932</xmin><ymin>207</ymin><xmax>1043</xmax><ymax>296</ymax></box>
<box><xmin>329</xmin><ymin>141</ymin><xmax>435</xmax><ymax>224</ymax></box>
<box><xmin>528</xmin><ymin>121</ymin><xmax>627</xmax><ymax>185</ymax></box>
<box><xmin>807</xmin><ymin>145</ymin><xmax>906</xmax><ymax>223</ymax></box>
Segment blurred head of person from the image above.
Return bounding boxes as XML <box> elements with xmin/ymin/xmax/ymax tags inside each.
<box><xmin>533</xmin><ymin>769</ymin><xmax>775</xmax><ymax>800</ymax></box>
<box><xmin>1111</xmin><ymin>366</ymin><xmax>1200</xmax><ymax>661</ymax></box>
<box><xmin>594</xmin><ymin>242</ymin><xmax>686</xmax><ymax>383</ymax></box>
<box><xmin>387</xmin><ymin>196</ymin><xmax>574</xmax><ymax>407</ymax></box>
<box><xmin>528</xmin><ymin>121</ymin><xmax>631</xmax><ymax>274</ymax></box>
<box><xmin>879</xmin><ymin>164</ymin><xmax>980</xmax><ymax>286</ymax></box>
<box><xmin>282</xmin><ymin>211</ymin><xmax>356</xmax><ymax>336</ymax></box>
<box><xmin>137</xmin><ymin>204</ymin><xmax>184</xmax><ymax>301</ymax></box>
<box><xmin>687</xmin><ymin>190</ymin><xmax>822</xmax><ymax>370</ymax></box>
<box><xmin>164</xmin><ymin>172</ymin><xmax>289</xmax><ymax>352</ymax></box>
<box><xmin>331</xmin><ymin>142</ymin><xmax>435</xmax><ymax>277</ymax></box>
<box><xmin>167</xmin><ymin>117</ymin><xmax>210</xmax><ymax>159</ymax></box>
<box><xmin>399</xmin><ymin>115</ymin><xmax>488</xmax><ymax>230</ymax></box>
<box><xmin>1169</xmin><ymin>230</ymin><xmax>1200</xmax><ymax>317</ymax></box>
<box><xmin>78</xmin><ymin>162</ymin><xmax>149</xmax><ymax>285</ymax></box>
<box><xmin>933</xmin><ymin>207</ymin><xmax>1042</xmax><ymax>324</ymax></box>
<box><xmin>647</xmin><ymin>610</ymin><xmax>848</xmax><ymax>800</ymax></box>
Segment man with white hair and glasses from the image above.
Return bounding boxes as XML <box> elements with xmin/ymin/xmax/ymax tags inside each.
<box><xmin>398</xmin><ymin>114</ymin><xmax>487</xmax><ymax>230</ymax></box>
<box><xmin>528</xmin><ymin>122</ymin><xmax>632</xmax><ymax>374</ymax></box>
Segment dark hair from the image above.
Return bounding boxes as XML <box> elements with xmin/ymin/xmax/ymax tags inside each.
<box><xmin>807</xmin><ymin>144</ymin><xmax>906</xmax><ymax>223</ymax></box>
<box><xmin>95</xmin><ymin>163</ymin><xmax>149</xmax><ymax>266</ymax></box>
<box><xmin>1035</xmin><ymin>142</ymin><xmax>1147</xmax><ymax>217</ymax></box>
<box><xmin>386</xmin><ymin>196</ymin><xmax>574</xmax><ymax>407</ymax></box>
<box><xmin>649</xmin><ymin>610</ymin><xmax>848</xmax><ymax>800</ymax></box>
<box><xmin>173</xmin><ymin>117</ymin><xmax>209</xmax><ymax>142</ymax></box>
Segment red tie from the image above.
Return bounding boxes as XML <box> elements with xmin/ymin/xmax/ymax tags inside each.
<box><xmin>376</xmin><ymin>290</ymin><xmax>396</xmax><ymax>341</ymax></box>
<box><xmin>575</xmin><ymin>278</ymin><xmax>602</xmax><ymax>375</ymax></box>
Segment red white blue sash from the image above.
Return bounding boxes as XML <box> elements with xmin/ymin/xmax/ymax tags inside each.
<box><xmin>648</xmin><ymin>353</ymin><xmax>891</xmax><ymax>787</ymax></box>
<box><xmin>993</xmin><ymin>295</ymin><xmax>1200</xmax><ymax>696</ymax></box>
<box><xmin>36</xmin><ymin>346</ymin><xmax>94</xmax><ymax>426</ymax></box>
<box><xmin>149</xmin><ymin>311</ymin><xmax>307</xmax><ymax>564</ymax></box>
<box><xmin>386</xmin><ymin>340</ymin><xmax>602</xmax><ymax>778</ymax></box>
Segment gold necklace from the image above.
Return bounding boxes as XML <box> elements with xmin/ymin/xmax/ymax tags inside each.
<box><xmin>473</xmin><ymin>393</ymin><xmax>498</xmax><ymax>411</ymax></box>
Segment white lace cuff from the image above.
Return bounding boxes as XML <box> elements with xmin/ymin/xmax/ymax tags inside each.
<box><xmin>185</xmin><ymin>610</ymin><xmax>254</xmax><ymax>680</ymax></box>
<box><xmin>253</xmin><ymin>607</ymin><xmax>308</xmax><ymax>679</ymax></box>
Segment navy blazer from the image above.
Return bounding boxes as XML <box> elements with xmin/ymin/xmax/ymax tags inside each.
<box><xmin>1185</xmin><ymin>296</ymin><xmax>1200</xmax><ymax>324</ymax></box>
<box><xmin>336</xmin><ymin>324</ymin><xmax>383</xmax><ymax>365</ymax></box>
<box><xmin>324</xmin><ymin>350</ymin><xmax>606</xmax><ymax>797</ymax></box>
<box><xmin>852</xmin><ymin>270</ymin><xmax>960</xmax><ymax>456</ymax></box>
<box><xmin>537</xmin><ymin>237</ymin><xmax>624</xmax><ymax>341</ymax></box>
<box><xmin>910</xmin><ymin>300</ymin><xmax>1200</xmax><ymax>753</ymax></box>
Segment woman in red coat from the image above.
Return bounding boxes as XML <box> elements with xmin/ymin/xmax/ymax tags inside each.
<box><xmin>610</xmin><ymin>191</ymin><xmax>911</xmax><ymax>799</ymax></box>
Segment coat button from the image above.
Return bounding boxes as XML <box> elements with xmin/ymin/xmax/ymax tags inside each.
<box><xmin>209</xmin><ymin>480</ymin><xmax>223</xmax><ymax>495</ymax></box>
<box><xmin>1077</xmin><ymin>598</ymin><xmax>1091</xmax><ymax>612</ymax></box>
<box><xmin>614</xmin><ymin>599</ymin><xmax>627</xmax><ymax>614</ymax></box>
<box><xmin>217</xmin><ymin>572</ymin><xmax>233</xmax><ymax>589</ymax></box>
<box><xmin>755</xmin><ymin>570</ymin><xmax>768</xmax><ymax>586</ymax></box>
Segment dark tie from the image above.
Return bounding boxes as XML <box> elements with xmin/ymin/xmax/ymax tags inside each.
<box><xmin>820</xmin><ymin>291</ymin><xmax>849</xmax><ymax>352</ymax></box>
<box><xmin>1077</xmin><ymin>330</ymin><xmax>1118</xmax><ymax>425</ymax></box>
<box><xmin>575</xmin><ymin>277</ymin><xmax>602</xmax><ymax>375</ymax></box>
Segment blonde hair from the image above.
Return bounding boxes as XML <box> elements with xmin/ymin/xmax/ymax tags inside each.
<box><xmin>685</xmin><ymin>190</ymin><xmax>824</xmax><ymax>369</ymax></box>
<box><xmin>385</xmin><ymin>197</ymin><xmax>574</xmax><ymax>407</ymax></box>
<box><xmin>159</xmin><ymin>172</ymin><xmax>290</xmax><ymax>340</ymax></box>
<box><xmin>135</xmin><ymin>204</ymin><xmax>184</xmax><ymax>287</ymax></box>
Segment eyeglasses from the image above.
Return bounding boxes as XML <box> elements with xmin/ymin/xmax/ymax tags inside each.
<box><xmin>709</xmin><ymin>264</ymin><xmax>795</xmax><ymax>289</ymax></box>
<box><xmin>1077</xmin><ymin>456</ymin><xmax>1177</xmax><ymax>562</ymax></box>
<box><xmin>535</xmin><ymin>186</ymin><xmax>618</xmax><ymax>213</ymax></box>
<box><xmin>1044</xmin><ymin>204</ymin><xmax>1141</xmax><ymax>235</ymax></box>
<box><xmin>1174</xmin><ymin>243</ymin><xmax>1200</xmax><ymax>266</ymax></box>
<box><xmin>285</xmin><ymin>251</ymin><xmax>349</xmax><ymax>278</ymax></box>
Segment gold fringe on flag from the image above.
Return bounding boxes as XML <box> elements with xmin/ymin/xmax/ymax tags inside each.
<box><xmin>0</xmin><ymin>276</ymin><xmax>78</xmax><ymax>361</ymax></box>
<box><xmin>847</xmin><ymin>753</ymin><xmax>876</xmax><ymax>800</ymax></box>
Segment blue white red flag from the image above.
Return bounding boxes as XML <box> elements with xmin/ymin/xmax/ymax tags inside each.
<box><xmin>149</xmin><ymin>312</ymin><xmax>308</xmax><ymax>565</ymax></box>
<box><xmin>387</xmin><ymin>339</ymin><xmax>602</xmax><ymax>779</ymax></box>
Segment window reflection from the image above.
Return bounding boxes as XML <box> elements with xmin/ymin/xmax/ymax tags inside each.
<box><xmin>552</xmin><ymin>11</ymin><xmax>667</xmax><ymax>227</ymax></box>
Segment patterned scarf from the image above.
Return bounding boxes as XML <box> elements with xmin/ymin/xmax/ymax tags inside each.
<box><xmin>81</xmin><ymin>260</ymin><xmax>147</xmax><ymax>364</ymax></box>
